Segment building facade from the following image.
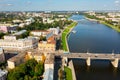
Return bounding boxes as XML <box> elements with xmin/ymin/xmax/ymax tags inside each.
<box><xmin>38</xmin><ymin>36</ymin><xmax>56</xmax><ymax>51</ymax></box>
<box><xmin>0</xmin><ymin>24</ymin><xmax>17</xmax><ymax>33</ymax></box>
<box><xmin>30</xmin><ymin>30</ymin><xmax>49</xmax><ymax>37</ymax></box>
<box><xmin>0</xmin><ymin>48</ymin><xmax>5</xmax><ymax>62</ymax></box>
<box><xmin>0</xmin><ymin>69</ymin><xmax>8</xmax><ymax>80</ymax></box>
<box><xmin>0</xmin><ymin>36</ymin><xmax>38</xmax><ymax>51</ymax></box>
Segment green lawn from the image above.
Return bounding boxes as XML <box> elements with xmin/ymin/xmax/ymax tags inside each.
<box><xmin>64</xmin><ymin>67</ymin><xmax>72</xmax><ymax>80</ymax></box>
<box><xmin>101</xmin><ymin>22</ymin><xmax>120</xmax><ymax>32</ymax></box>
<box><xmin>62</xmin><ymin>22</ymin><xmax>77</xmax><ymax>51</ymax></box>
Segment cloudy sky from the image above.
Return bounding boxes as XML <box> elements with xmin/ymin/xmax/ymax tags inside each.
<box><xmin>0</xmin><ymin>0</ymin><xmax>120</xmax><ymax>11</ymax></box>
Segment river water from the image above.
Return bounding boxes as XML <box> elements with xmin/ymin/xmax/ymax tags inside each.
<box><xmin>68</xmin><ymin>15</ymin><xmax>120</xmax><ymax>80</ymax></box>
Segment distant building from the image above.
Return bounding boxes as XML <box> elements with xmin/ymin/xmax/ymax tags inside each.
<box><xmin>0</xmin><ymin>24</ymin><xmax>17</xmax><ymax>33</ymax></box>
<box><xmin>0</xmin><ymin>69</ymin><xmax>8</xmax><ymax>80</ymax></box>
<box><xmin>43</xmin><ymin>18</ymin><xmax>54</xmax><ymax>24</ymax></box>
<box><xmin>25</xmin><ymin>18</ymin><xmax>35</xmax><ymax>25</ymax></box>
<box><xmin>0</xmin><ymin>36</ymin><xmax>38</xmax><ymax>51</ymax></box>
<box><xmin>0</xmin><ymin>48</ymin><xmax>5</xmax><ymax>62</ymax></box>
<box><xmin>12</xmin><ymin>30</ymin><xmax>27</xmax><ymax>36</ymax></box>
<box><xmin>49</xmin><ymin>27</ymin><xmax>60</xmax><ymax>35</ymax></box>
<box><xmin>30</xmin><ymin>30</ymin><xmax>49</xmax><ymax>37</ymax></box>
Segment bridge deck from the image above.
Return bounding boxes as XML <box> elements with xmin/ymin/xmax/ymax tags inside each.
<box><xmin>56</xmin><ymin>53</ymin><xmax>120</xmax><ymax>60</ymax></box>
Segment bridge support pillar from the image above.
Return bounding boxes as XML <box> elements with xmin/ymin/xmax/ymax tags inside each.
<box><xmin>62</xmin><ymin>57</ymin><xmax>68</xmax><ymax>66</ymax></box>
<box><xmin>86</xmin><ymin>57</ymin><xmax>91</xmax><ymax>66</ymax></box>
<box><xmin>111</xmin><ymin>58</ymin><xmax>119</xmax><ymax>68</ymax></box>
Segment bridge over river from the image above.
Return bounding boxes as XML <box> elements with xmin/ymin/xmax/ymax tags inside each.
<box><xmin>55</xmin><ymin>52</ymin><xmax>120</xmax><ymax>68</ymax></box>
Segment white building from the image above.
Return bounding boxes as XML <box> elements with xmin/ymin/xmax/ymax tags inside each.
<box><xmin>49</xmin><ymin>27</ymin><xmax>60</xmax><ymax>35</ymax></box>
<box><xmin>30</xmin><ymin>30</ymin><xmax>50</xmax><ymax>37</ymax></box>
<box><xmin>43</xmin><ymin>18</ymin><xmax>54</xmax><ymax>24</ymax></box>
<box><xmin>25</xmin><ymin>18</ymin><xmax>35</xmax><ymax>25</ymax></box>
<box><xmin>0</xmin><ymin>36</ymin><xmax>38</xmax><ymax>51</ymax></box>
<box><xmin>0</xmin><ymin>69</ymin><xmax>8</xmax><ymax>80</ymax></box>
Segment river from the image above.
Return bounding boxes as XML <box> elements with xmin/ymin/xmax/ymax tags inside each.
<box><xmin>68</xmin><ymin>15</ymin><xmax>120</xmax><ymax>53</ymax></box>
<box><xmin>68</xmin><ymin>15</ymin><xmax>120</xmax><ymax>80</ymax></box>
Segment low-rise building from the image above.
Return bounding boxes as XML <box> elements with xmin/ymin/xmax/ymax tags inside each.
<box><xmin>0</xmin><ymin>69</ymin><xmax>8</xmax><ymax>80</ymax></box>
<box><xmin>25</xmin><ymin>50</ymin><xmax>46</xmax><ymax>62</ymax></box>
<box><xmin>49</xmin><ymin>27</ymin><xmax>60</xmax><ymax>35</ymax></box>
<box><xmin>30</xmin><ymin>30</ymin><xmax>49</xmax><ymax>37</ymax></box>
<box><xmin>0</xmin><ymin>48</ymin><xmax>5</xmax><ymax>62</ymax></box>
<box><xmin>12</xmin><ymin>30</ymin><xmax>27</xmax><ymax>36</ymax></box>
<box><xmin>0</xmin><ymin>24</ymin><xmax>17</xmax><ymax>33</ymax></box>
<box><xmin>7</xmin><ymin>53</ymin><xmax>26</xmax><ymax>69</ymax></box>
<box><xmin>38</xmin><ymin>36</ymin><xmax>56</xmax><ymax>51</ymax></box>
<box><xmin>43</xmin><ymin>54</ymin><xmax>54</xmax><ymax>80</ymax></box>
<box><xmin>0</xmin><ymin>36</ymin><xmax>38</xmax><ymax>51</ymax></box>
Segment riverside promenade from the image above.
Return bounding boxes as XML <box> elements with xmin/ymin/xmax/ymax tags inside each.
<box><xmin>61</xmin><ymin>22</ymin><xmax>77</xmax><ymax>52</ymax></box>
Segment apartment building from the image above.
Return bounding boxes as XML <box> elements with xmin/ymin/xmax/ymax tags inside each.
<box><xmin>0</xmin><ymin>36</ymin><xmax>38</xmax><ymax>51</ymax></box>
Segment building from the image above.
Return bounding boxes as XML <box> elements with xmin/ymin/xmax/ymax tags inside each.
<box><xmin>25</xmin><ymin>50</ymin><xmax>46</xmax><ymax>62</ymax></box>
<box><xmin>49</xmin><ymin>27</ymin><xmax>60</xmax><ymax>35</ymax></box>
<box><xmin>30</xmin><ymin>30</ymin><xmax>49</xmax><ymax>37</ymax></box>
<box><xmin>13</xmin><ymin>30</ymin><xmax>27</xmax><ymax>36</ymax></box>
<box><xmin>43</xmin><ymin>18</ymin><xmax>54</xmax><ymax>24</ymax></box>
<box><xmin>43</xmin><ymin>54</ymin><xmax>54</xmax><ymax>80</ymax></box>
<box><xmin>7</xmin><ymin>49</ymin><xmax>45</xmax><ymax>69</ymax></box>
<box><xmin>38</xmin><ymin>36</ymin><xmax>56</xmax><ymax>51</ymax></box>
<box><xmin>7</xmin><ymin>53</ymin><xmax>26</xmax><ymax>69</ymax></box>
<box><xmin>0</xmin><ymin>36</ymin><xmax>38</xmax><ymax>51</ymax></box>
<box><xmin>0</xmin><ymin>48</ymin><xmax>5</xmax><ymax>62</ymax></box>
<box><xmin>0</xmin><ymin>24</ymin><xmax>17</xmax><ymax>33</ymax></box>
<box><xmin>25</xmin><ymin>18</ymin><xmax>35</xmax><ymax>25</ymax></box>
<box><xmin>0</xmin><ymin>69</ymin><xmax>8</xmax><ymax>80</ymax></box>
<box><xmin>43</xmin><ymin>68</ymin><xmax>53</xmax><ymax>80</ymax></box>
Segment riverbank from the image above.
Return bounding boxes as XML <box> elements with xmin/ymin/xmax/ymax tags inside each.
<box><xmin>85</xmin><ymin>16</ymin><xmax>120</xmax><ymax>32</ymax></box>
<box><xmin>62</xmin><ymin>22</ymin><xmax>77</xmax><ymax>51</ymax></box>
<box><xmin>64</xmin><ymin>66</ymin><xmax>72</xmax><ymax>80</ymax></box>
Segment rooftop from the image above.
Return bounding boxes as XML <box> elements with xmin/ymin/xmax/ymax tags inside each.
<box><xmin>0</xmin><ymin>69</ymin><xmax>8</xmax><ymax>78</ymax></box>
<box><xmin>45</xmin><ymin>54</ymin><xmax>54</xmax><ymax>64</ymax></box>
<box><xmin>8</xmin><ymin>52</ymin><xmax>26</xmax><ymax>62</ymax></box>
<box><xmin>43</xmin><ymin>68</ymin><xmax>53</xmax><ymax>80</ymax></box>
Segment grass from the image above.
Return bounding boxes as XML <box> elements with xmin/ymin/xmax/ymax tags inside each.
<box><xmin>85</xmin><ymin>15</ymin><xmax>120</xmax><ymax>32</ymax></box>
<box><xmin>101</xmin><ymin>22</ymin><xmax>120</xmax><ymax>32</ymax></box>
<box><xmin>64</xmin><ymin>67</ymin><xmax>72</xmax><ymax>80</ymax></box>
<box><xmin>61</xmin><ymin>22</ymin><xmax>77</xmax><ymax>51</ymax></box>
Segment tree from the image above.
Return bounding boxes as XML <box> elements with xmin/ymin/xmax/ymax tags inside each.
<box><xmin>7</xmin><ymin>59</ymin><xmax>44</xmax><ymax>80</ymax></box>
<box><xmin>34</xmin><ymin>62</ymin><xmax>44</xmax><ymax>76</ymax></box>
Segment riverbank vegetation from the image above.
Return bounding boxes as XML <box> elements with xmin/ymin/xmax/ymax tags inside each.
<box><xmin>84</xmin><ymin>14</ymin><xmax>120</xmax><ymax>32</ymax></box>
<box><xmin>61</xmin><ymin>22</ymin><xmax>77</xmax><ymax>51</ymax></box>
<box><xmin>64</xmin><ymin>67</ymin><xmax>72</xmax><ymax>80</ymax></box>
<box><xmin>7</xmin><ymin>59</ymin><xmax>44</xmax><ymax>80</ymax></box>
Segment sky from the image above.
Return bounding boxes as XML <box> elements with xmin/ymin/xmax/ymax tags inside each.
<box><xmin>0</xmin><ymin>0</ymin><xmax>120</xmax><ymax>11</ymax></box>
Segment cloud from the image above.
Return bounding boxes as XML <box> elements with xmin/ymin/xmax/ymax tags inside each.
<box><xmin>114</xmin><ymin>0</ymin><xmax>120</xmax><ymax>6</ymax></box>
<box><xmin>7</xmin><ymin>4</ymin><xmax>13</xmax><ymax>6</ymax></box>
<box><xmin>0</xmin><ymin>3</ymin><xmax>13</xmax><ymax>7</ymax></box>
<box><xmin>115</xmin><ymin>0</ymin><xmax>120</xmax><ymax>4</ymax></box>
<box><xmin>26</xmin><ymin>1</ymin><xmax>32</xmax><ymax>4</ymax></box>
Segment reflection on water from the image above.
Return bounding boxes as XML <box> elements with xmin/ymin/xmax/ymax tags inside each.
<box><xmin>68</xmin><ymin>15</ymin><xmax>120</xmax><ymax>53</ymax></box>
<box><xmin>72</xmin><ymin>59</ymin><xmax>120</xmax><ymax>80</ymax></box>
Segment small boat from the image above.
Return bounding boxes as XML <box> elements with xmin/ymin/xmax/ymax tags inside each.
<box><xmin>72</xmin><ymin>30</ymin><xmax>76</xmax><ymax>33</ymax></box>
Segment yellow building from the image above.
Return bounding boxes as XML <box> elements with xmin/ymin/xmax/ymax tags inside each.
<box><xmin>25</xmin><ymin>51</ymin><xmax>46</xmax><ymax>62</ymax></box>
<box><xmin>38</xmin><ymin>36</ymin><xmax>56</xmax><ymax>51</ymax></box>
